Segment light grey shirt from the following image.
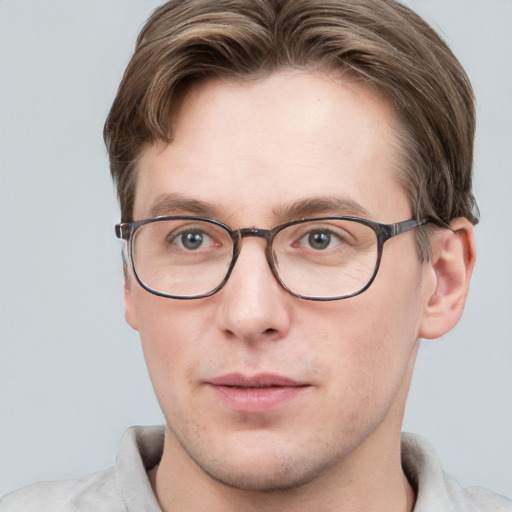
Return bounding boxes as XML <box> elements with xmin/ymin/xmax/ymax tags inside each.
<box><xmin>1</xmin><ymin>426</ymin><xmax>511</xmax><ymax>511</ymax></box>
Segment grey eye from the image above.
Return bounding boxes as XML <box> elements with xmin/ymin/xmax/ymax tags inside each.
<box><xmin>180</xmin><ymin>231</ymin><xmax>204</xmax><ymax>250</ymax></box>
<box><xmin>307</xmin><ymin>231</ymin><xmax>332</xmax><ymax>250</ymax></box>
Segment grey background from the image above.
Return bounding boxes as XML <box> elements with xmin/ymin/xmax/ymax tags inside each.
<box><xmin>1</xmin><ymin>0</ymin><xmax>511</xmax><ymax>499</ymax></box>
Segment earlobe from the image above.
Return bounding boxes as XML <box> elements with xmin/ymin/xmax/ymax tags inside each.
<box><xmin>419</xmin><ymin>218</ymin><xmax>476</xmax><ymax>340</ymax></box>
<box><xmin>124</xmin><ymin>278</ymin><xmax>139</xmax><ymax>331</ymax></box>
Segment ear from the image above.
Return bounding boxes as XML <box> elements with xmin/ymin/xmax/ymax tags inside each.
<box><xmin>419</xmin><ymin>218</ymin><xmax>476</xmax><ymax>339</ymax></box>
<box><xmin>124</xmin><ymin>275</ymin><xmax>139</xmax><ymax>331</ymax></box>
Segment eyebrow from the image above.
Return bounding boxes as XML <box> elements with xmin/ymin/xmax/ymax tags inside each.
<box><xmin>147</xmin><ymin>193</ymin><xmax>371</xmax><ymax>222</ymax></box>
<box><xmin>148</xmin><ymin>193</ymin><xmax>220</xmax><ymax>218</ymax></box>
<box><xmin>273</xmin><ymin>196</ymin><xmax>372</xmax><ymax>220</ymax></box>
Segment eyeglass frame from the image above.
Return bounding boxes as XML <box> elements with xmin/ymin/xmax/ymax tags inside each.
<box><xmin>115</xmin><ymin>215</ymin><xmax>432</xmax><ymax>301</ymax></box>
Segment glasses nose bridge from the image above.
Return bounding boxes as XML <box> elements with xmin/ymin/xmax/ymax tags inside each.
<box><xmin>231</xmin><ymin>226</ymin><xmax>275</xmax><ymax>271</ymax></box>
<box><xmin>235</xmin><ymin>227</ymin><xmax>273</xmax><ymax>253</ymax></box>
<box><xmin>238</xmin><ymin>227</ymin><xmax>272</xmax><ymax>241</ymax></box>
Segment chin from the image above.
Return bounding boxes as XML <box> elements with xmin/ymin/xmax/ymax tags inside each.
<box><xmin>199</xmin><ymin>456</ymin><xmax>331</xmax><ymax>492</ymax></box>
<box><xmin>179</xmin><ymin>431</ymin><xmax>345</xmax><ymax>493</ymax></box>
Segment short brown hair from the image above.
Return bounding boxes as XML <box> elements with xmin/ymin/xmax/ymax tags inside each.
<box><xmin>104</xmin><ymin>0</ymin><xmax>478</xmax><ymax>260</ymax></box>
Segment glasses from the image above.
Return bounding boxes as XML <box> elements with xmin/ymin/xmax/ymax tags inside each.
<box><xmin>115</xmin><ymin>216</ymin><xmax>430</xmax><ymax>301</ymax></box>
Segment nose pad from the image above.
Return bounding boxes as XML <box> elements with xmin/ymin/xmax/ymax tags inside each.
<box><xmin>214</xmin><ymin>238</ymin><xmax>291</xmax><ymax>343</ymax></box>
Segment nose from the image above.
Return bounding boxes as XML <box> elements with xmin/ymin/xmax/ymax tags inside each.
<box><xmin>214</xmin><ymin>237</ymin><xmax>292</xmax><ymax>344</ymax></box>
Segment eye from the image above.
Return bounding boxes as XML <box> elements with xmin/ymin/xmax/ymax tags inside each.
<box><xmin>300</xmin><ymin>229</ymin><xmax>341</xmax><ymax>250</ymax></box>
<box><xmin>179</xmin><ymin>230</ymin><xmax>207</xmax><ymax>250</ymax></box>
<box><xmin>168</xmin><ymin>228</ymin><xmax>216</xmax><ymax>251</ymax></box>
<box><xmin>307</xmin><ymin>231</ymin><xmax>332</xmax><ymax>250</ymax></box>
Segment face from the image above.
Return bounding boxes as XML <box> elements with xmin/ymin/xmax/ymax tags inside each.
<box><xmin>125</xmin><ymin>70</ymin><xmax>435</xmax><ymax>491</ymax></box>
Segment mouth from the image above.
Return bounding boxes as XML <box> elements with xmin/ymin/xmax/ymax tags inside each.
<box><xmin>206</xmin><ymin>373</ymin><xmax>310</xmax><ymax>413</ymax></box>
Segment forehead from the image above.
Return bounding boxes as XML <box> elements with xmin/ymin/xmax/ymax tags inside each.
<box><xmin>134</xmin><ymin>69</ymin><xmax>410</xmax><ymax>224</ymax></box>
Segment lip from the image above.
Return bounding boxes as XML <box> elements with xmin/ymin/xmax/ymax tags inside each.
<box><xmin>206</xmin><ymin>373</ymin><xmax>309</xmax><ymax>413</ymax></box>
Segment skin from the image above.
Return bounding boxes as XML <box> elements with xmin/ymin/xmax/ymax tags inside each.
<box><xmin>124</xmin><ymin>69</ymin><xmax>475</xmax><ymax>511</ymax></box>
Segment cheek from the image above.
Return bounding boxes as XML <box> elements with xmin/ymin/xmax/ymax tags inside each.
<box><xmin>131</xmin><ymin>292</ymin><xmax>210</xmax><ymax>411</ymax></box>
<box><xmin>315</xmin><ymin>263</ymin><xmax>424</xmax><ymax>406</ymax></box>
<box><xmin>355</xmin><ymin>268</ymin><xmax>424</xmax><ymax>388</ymax></box>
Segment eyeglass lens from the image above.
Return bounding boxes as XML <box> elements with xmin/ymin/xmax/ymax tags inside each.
<box><xmin>130</xmin><ymin>218</ymin><xmax>379</xmax><ymax>300</ymax></box>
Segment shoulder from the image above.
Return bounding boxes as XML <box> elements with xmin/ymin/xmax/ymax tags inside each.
<box><xmin>463</xmin><ymin>487</ymin><xmax>512</xmax><ymax>512</ymax></box>
<box><xmin>0</xmin><ymin>425</ymin><xmax>165</xmax><ymax>512</ymax></box>
<box><xmin>402</xmin><ymin>433</ymin><xmax>512</xmax><ymax>512</ymax></box>
<box><xmin>0</xmin><ymin>467</ymin><xmax>122</xmax><ymax>512</ymax></box>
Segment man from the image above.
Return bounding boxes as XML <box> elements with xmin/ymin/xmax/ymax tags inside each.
<box><xmin>1</xmin><ymin>0</ymin><xmax>511</xmax><ymax>510</ymax></box>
